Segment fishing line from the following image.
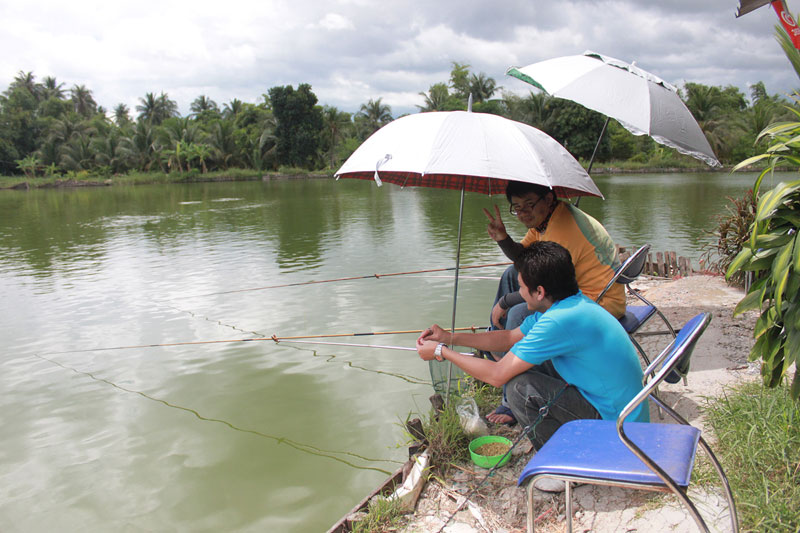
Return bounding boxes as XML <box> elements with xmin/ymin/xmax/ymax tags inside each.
<box><xmin>32</xmin><ymin>352</ymin><xmax>401</xmax><ymax>474</ymax></box>
<box><xmin>288</xmin><ymin>345</ymin><xmax>430</xmax><ymax>385</ymax></box>
<box><xmin>186</xmin><ymin>262</ymin><xmax>510</xmax><ymax>298</ymax></box>
<box><xmin>41</xmin><ymin>304</ymin><xmax>438</xmax><ymax>383</ymax></box>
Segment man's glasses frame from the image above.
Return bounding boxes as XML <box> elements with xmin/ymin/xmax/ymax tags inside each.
<box><xmin>509</xmin><ymin>196</ymin><xmax>545</xmax><ymax>216</ymax></box>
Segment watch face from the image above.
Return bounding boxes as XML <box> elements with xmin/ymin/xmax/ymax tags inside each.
<box><xmin>434</xmin><ymin>343</ymin><xmax>443</xmax><ymax>359</ymax></box>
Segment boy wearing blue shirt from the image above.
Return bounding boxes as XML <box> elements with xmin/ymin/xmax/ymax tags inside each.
<box><xmin>417</xmin><ymin>241</ymin><xmax>648</xmax><ymax>452</ymax></box>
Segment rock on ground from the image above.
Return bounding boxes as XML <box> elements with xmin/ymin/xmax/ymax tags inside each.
<box><xmin>400</xmin><ymin>274</ymin><xmax>758</xmax><ymax>533</ymax></box>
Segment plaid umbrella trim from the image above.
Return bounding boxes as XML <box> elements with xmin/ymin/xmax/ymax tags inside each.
<box><xmin>337</xmin><ymin>171</ymin><xmax>600</xmax><ymax>198</ymax></box>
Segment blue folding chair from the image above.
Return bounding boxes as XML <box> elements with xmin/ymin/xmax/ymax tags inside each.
<box><xmin>597</xmin><ymin>244</ymin><xmax>684</xmax><ymax>382</ymax></box>
<box><xmin>517</xmin><ymin>313</ymin><xmax>739</xmax><ymax>533</ymax></box>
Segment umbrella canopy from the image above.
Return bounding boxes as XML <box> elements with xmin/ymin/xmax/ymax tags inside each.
<box><xmin>335</xmin><ymin>110</ymin><xmax>603</xmax><ymax>198</ymax></box>
<box><xmin>507</xmin><ymin>51</ymin><xmax>721</xmax><ymax>167</ymax></box>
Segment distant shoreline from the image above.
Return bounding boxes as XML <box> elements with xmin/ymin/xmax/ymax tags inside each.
<box><xmin>0</xmin><ymin>164</ymin><xmax>768</xmax><ymax>191</ymax></box>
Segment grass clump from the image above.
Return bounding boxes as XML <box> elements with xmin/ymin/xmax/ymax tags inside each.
<box><xmin>704</xmin><ymin>381</ymin><xmax>800</xmax><ymax>531</ymax></box>
<box><xmin>469</xmin><ymin>380</ymin><xmax>503</xmax><ymax>415</ymax></box>
<box><xmin>419</xmin><ymin>400</ymin><xmax>471</xmax><ymax>476</ymax></box>
<box><xmin>351</xmin><ymin>497</ymin><xmax>405</xmax><ymax>533</ymax></box>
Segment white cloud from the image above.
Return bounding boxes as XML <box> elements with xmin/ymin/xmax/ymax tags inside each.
<box><xmin>313</xmin><ymin>13</ymin><xmax>355</xmax><ymax>31</ymax></box>
<box><xmin>0</xmin><ymin>0</ymin><xmax>796</xmax><ymax>118</ymax></box>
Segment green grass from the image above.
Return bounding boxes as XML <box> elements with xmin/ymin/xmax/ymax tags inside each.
<box><xmin>417</xmin><ymin>400</ymin><xmax>471</xmax><ymax>477</ymax></box>
<box><xmin>704</xmin><ymin>381</ymin><xmax>800</xmax><ymax>532</ymax></box>
<box><xmin>468</xmin><ymin>379</ymin><xmax>503</xmax><ymax>416</ymax></box>
<box><xmin>350</xmin><ymin>496</ymin><xmax>406</xmax><ymax>533</ymax></box>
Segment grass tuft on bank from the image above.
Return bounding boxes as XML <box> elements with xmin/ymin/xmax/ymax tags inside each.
<box><xmin>704</xmin><ymin>381</ymin><xmax>800</xmax><ymax>532</ymax></box>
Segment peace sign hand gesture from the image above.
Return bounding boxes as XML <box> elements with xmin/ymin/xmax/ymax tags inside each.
<box><xmin>483</xmin><ymin>204</ymin><xmax>509</xmax><ymax>242</ymax></box>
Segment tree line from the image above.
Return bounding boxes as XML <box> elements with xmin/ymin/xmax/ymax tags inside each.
<box><xmin>0</xmin><ymin>62</ymin><xmax>795</xmax><ymax>178</ymax></box>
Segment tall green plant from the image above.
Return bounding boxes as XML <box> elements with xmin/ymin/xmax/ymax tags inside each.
<box><xmin>728</xmin><ymin>106</ymin><xmax>800</xmax><ymax>399</ymax></box>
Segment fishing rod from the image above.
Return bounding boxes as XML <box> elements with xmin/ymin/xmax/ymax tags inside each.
<box><xmin>40</xmin><ymin>326</ymin><xmax>488</xmax><ymax>356</ymax></box>
<box><xmin>189</xmin><ymin>262</ymin><xmax>511</xmax><ymax>297</ymax></box>
<box><xmin>270</xmin><ymin>338</ymin><xmax>475</xmax><ymax>356</ymax></box>
<box><xmin>273</xmin><ymin>325</ymin><xmax>483</xmax><ymax>340</ymax></box>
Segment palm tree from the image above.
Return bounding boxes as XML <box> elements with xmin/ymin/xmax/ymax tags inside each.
<box><xmin>322</xmin><ymin>106</ymin><xmax>352</xmax><ymax>168</ymax></box>
<box><xmin>503</xmin><ymin>91</ymin><xmax>552</xmax><ymax>130</ymax></box>
<box><xmin>355</xmin><ymin>98</ymin><xmax>391</xmax><ymax>137</ymax></box>
<box><xmin>159</xmin><ymin>117</ymin><xmax>202</xmax><ymax>147</ymax></box>
<box><xmin>41</xmin><ymin>76</ymin><xmax>65</xmax><ymax>100</ymax></box>
<box><xmin>684</xmin><ymin>83</ymin><xmax>750</xmax><ymax>162</ymax></box>
<box><xmin>223</xmin><ymin>98</ymin><xmax>244</xmax><ymax>119</ymax></box>
<box><xmin>60</xmin><ymin>136</ymin><xmax>95</xmax><ymax>171</ymax></box>
<box><xmin>12</xmin><ymin>71</ymin><xmax>39</xmax><ymax>99</ymax></box>
<box><xmin>46</xmin><ymin>115</ymin><xmax>95</xmax><ymax>145</ymax></box>
<box><xmin>190</xmin><ymin>95</ymin><xmax>219</xmax><ymax>115</ymax></box>
<box><xmin>208</xmin><ymin>120</ymin><xmax>238</xmax><ymax>168</ymax></box>
<box><xmin>70</xmin><ymin>84</ymin><xmax>97</xmax><ymax>117</ymax></box>
<box><xmin>121</xmin><ymin>121</ymin><xmax>158</xmax><ymax>171</ymax></box>
<box><xmin>468</xmin><ymin>72</ymin><xmax>498</xmax><ymax>103</ymax></box>
<box><xmin>136</xmin><ymin>92</ymin><xmax>178</xmax><ymax>125</ymax></box>
<box><xmin>417</xmin><ymin>83</ymin><xmax>453</xmax><ymax>112</ymax></box>
<box><xmin>136</xmin><ymin>92</ymin><xmax>159</xmax><ymax>123</ymax></box>
<box><xmin>93</xmin><ymin>132</ymin><xmax>129</xmax><ymax>173</ymax></box>
<box><xmin>35</xmin><ymin>138</ymin><xmax>61</xmax><ymax>167</ymax></box>
<box><xmin>113</xmin><ymin>103</ymin><xmax>131</xmax><ymax>126</ymax></box>
<box><xmin>449</xmin><ymin>62</ymin><xmax>472</xmax><ymax>100</ymax></box>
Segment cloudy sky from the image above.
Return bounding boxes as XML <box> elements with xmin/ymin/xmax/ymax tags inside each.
<box><xmin>1</xmin><ymin>0</ymin><xmax>797</xmax><ymax>117</ymax></box>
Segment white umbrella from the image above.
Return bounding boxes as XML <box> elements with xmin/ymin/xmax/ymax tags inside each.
<box><xmin>335</xmin><ymin>110</ymin><xmax>600</xmax><ymax>398</ymax></box>
<box><xmin>507</xmin><ymin>51</ymin><xmax>721</xmax><ymax>168</ymax></box>
<box><xmin>335</xmin><ymin>110</ymin><xmax>602</xmax><ymax>198</ymax></box>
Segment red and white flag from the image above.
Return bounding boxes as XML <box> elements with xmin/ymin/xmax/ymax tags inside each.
<box><xmin>772</xmin><ymin>0</ymin><xmax>800</xmax><ymax>49</ymax></box>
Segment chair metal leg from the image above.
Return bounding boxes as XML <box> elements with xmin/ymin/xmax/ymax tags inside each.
<box><xmin>565</xmin><ymin>481</ymin><xmax>573</xmax><ymax>533</ymax></box>
<box><xmin>649</xmin><ymin>399</ymin><xmax>740</xmax><ymax>532</ymax></box>
<box><xmin>671</xmin><ymin>486</ymin><xmax>712</xmax><ymax>533</ymax></box>
<box><xmin>698</xmin><ymin>436</ymin><xmax>740</xmax><ymax>533</ymax></box>
<box><xmin>526</xmin><ymin>478</ymin><xmax>536</xmax><ymax>533</ymax></box>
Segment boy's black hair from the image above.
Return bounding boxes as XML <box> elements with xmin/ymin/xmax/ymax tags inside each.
<box><xmin>513</xmin><ymin>241</ymin><xmax>579</xmax><ymax>302</ymax></box>
<box><xmin>505</xmin><ymin>181</ymin><xmax>554</xmax><ymax>203</ymax></box>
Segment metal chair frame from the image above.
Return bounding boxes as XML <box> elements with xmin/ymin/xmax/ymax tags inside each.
<box><xmin>598</xmin><ymin>244</ymin><xmax>677</xmax><ymax>372</ymax></box>
<box><xmin>517</xmin><ymin>312</ymin><xmax>739</xmax><ymax>533</ymax></box>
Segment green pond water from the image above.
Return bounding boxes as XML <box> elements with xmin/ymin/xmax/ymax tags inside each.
<box><xmin>0</xmin><ymin>171</ymin><xmax>776</xmax><ymax>531</ymax></box>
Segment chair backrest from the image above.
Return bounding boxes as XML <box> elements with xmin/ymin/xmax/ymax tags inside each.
<box><xmin>596</xmin><ymin>244</ymin><xmax>651</xmax><ymax>303</ymax></box>
<box><xmin>617</xmin><ymin>312</ymin><xmax>711</xmax><ymax>428</ymax></box>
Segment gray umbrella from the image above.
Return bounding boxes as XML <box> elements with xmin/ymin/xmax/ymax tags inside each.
<box><xmin>507</xmin><ymin>51</ymin><xmax>721</xmax><ymax>171</ymax></box>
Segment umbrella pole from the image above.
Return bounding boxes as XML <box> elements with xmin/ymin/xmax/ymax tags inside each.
<box><xmin>445</xmin><ymin>185</ymin><xmax>466</xmax><ymax>405</ymax></box>
<box><xmin>586</xmin><ymin>116</ymin><xmax>610</xmax><ymax>175</ymax></box>
<box><xmin>576</xmin><ymin>117</ymin><xmax>610</xmax><ymax>208</ymax></box>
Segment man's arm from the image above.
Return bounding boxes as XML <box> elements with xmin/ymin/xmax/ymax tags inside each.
<box><xmin>496</xmin><ymin>237</ymin><xmax>525</xmax><ymax>261</ymax></box>
<box><xmin>419</xmin><ymin>324</ymin><xmax>523</xmax><ymax>353</ymax></box>
<box><xmin>417</xmin><ymin>338</ymin><xmax>532</xmax><ymax>387</ymax></box>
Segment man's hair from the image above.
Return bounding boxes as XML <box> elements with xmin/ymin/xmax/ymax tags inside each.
<box><xmin>513</xmin><ymin>241</ymin><xmax>579</xmax><ymax>302</ymax></box>
<box><xmin>505</xmin><ymin>181</ymin><xmax>554</xmax><ymax>203</ymax></box>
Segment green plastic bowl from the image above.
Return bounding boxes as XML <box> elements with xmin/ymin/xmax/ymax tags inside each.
<box><xmin>469</xmin><ymin>435</ymin><xmax>513</xmax><ymax>469</ymax></box>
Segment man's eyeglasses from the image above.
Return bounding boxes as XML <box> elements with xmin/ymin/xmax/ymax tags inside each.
<box><xmin>509</xmin><ymin>196</ymin><xmax>544</xmax><ymax>216</ymax></box>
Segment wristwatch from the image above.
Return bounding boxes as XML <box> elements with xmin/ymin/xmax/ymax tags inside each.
<box><xmin>434</xmin><ymin>343</ymin><xmax>446</xmax><ymax>361</ymax></box>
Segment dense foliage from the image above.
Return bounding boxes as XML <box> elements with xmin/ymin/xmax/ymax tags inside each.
<box><xmin>0</xmin><ymin>63</ymin><xmax>795</xmax><ymax>178</ymax></box>
<box><xmin>728</xmin><ymin>105</ymin><xmax>800</xmax><ymax>399</ymax></box>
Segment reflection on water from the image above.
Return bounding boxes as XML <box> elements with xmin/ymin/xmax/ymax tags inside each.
<box><xmin>0</xmin><ymin>172</ymin><xmax>765</xmax><ymax>531</ymax></box>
